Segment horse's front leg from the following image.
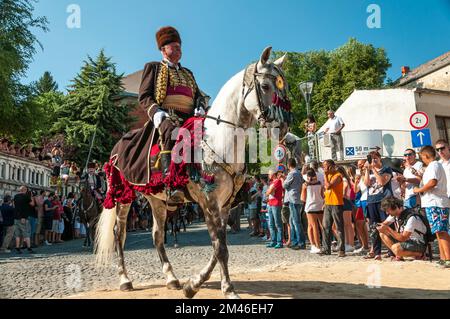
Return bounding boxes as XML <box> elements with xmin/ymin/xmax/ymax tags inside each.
<box><xmin>207</xmin><ymin>210</ymin><xmax>239</xmax><ymax>299</ymax></box>
<box><xmin>147</xmin><ymin>196</ymin><xmax>181</xmax><ymax>290</ymax></box>
<box><xmin>183</xmin><ymin>254</ymin><xmax>217</xmax><ymax>299</ymax></box>
<box><xmin>115</xmin><ymin>203</ymin><xmax>133</xmax><ymax>291</ymax></box>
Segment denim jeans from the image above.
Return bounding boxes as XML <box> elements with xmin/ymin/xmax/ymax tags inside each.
<box><xmin>267</xmin><ymin>205</ymin><xmax>283</xmax><ymax>245</ymax></box>
<box><xmin>289</xmin><ymin>203</ymin><xmax>306</xmax><ymax>247</ymax></box>
<box><xmin>28</xmin><ymin>217</ymin><xmax>38</xmax><ymax>236</ymax></box>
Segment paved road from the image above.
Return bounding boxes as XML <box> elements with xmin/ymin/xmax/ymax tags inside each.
<box><xmin>0</xmin><ymin>220</ymin><xmax>360</xmax><ymax>299</ymax></box>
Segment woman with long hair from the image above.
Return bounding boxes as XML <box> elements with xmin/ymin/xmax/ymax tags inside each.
<box><xmin>337</xmin><ymin>165</ymin><xmax>356</xmax><ymax>252</ymax></box>
<box><xmin>301</xmin><ymin>169</ymin><xmax>324</xmax><ymax>253</ymax></box>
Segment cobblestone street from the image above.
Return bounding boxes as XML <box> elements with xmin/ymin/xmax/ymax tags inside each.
<box><xmin>0</xmin><ymin>220</ymin><xmax>359</xmax><ymax>299</ymax></box>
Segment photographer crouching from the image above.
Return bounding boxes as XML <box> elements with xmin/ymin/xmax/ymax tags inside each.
<box><xmin>377</xmin><ymin>197</ymin><xmax>429</xmax><ymax>260</ymax></box>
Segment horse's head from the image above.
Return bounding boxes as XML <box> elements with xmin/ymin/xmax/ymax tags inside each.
<box><xmin>242</xmin><ymin>47</ymin><xmax>291</xmax><ymax>136</ymax></box>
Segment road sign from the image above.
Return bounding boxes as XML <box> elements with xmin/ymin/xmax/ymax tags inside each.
<box><xmin>411</xmin><ymin>129</ymin><xmax>431</xmax><ymax>148</ymax></box>
<box><xmin>274</xmin><ymin>144</ymin><xmax>287</xmax><ymax>162</ymax></box>
<box><xmin>410</xmin><ymin>112</ymin><xmax>429</xmax><ymax>130</ymax></box>
<box><xmin>345</xmin><ymin>147</ymin><xmax>355</xmax><ymax>156</ymax></box>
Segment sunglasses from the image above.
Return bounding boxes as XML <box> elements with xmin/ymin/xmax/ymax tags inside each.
<box><xmin>436</xmin><ymin>146</ymin><xmax>447</xmax><ymax>152</ymax></box>
<box><xmin>403</xmin><ymin>153</ymin><xmax>415</xmax><ymax>157</ymax></box>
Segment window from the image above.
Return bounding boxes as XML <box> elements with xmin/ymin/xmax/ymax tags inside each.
<box><xmin>436</xmin><ymin>116</ymin><xmax>450</xmax><ymax>142</ymax></box>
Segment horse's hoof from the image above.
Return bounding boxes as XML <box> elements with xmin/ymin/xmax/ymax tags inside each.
<box><xmin>166</xmin><ymin>280</ymin><xmax>182</xmax><ymax>290</ymax></box>
<box><xmin>120</xmin><ymin>282</ymin><xmax>134</xmax><ymax>291</ymax></box>
<box><xmin>227</xmin><ymin>292</ymin><xmax>241</xmax><ymax>299</ymax></box>
<box><xmin>183</xmin><ymin>280</ymin><xmax>198</xmax><ymax>299</ymax></box>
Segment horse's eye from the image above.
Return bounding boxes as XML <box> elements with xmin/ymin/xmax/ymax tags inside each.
<box><xmin>261</xmin><ymin>83</ymin><xmax>270</xmax><ymax>91</ymax></box>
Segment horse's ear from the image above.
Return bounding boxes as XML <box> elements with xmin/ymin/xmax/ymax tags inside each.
<box><xmin>274</xmin><ymin>54</ymin><xmax>287</xmax><ymax>69</ymax></box>
<box><xmin>259</xmin><ymin>46</ymin><xmax>272</xmax><ymax>66</ymax></box>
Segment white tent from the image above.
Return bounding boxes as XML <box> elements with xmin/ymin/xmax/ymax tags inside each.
<box><xmin>317</xmin><ymin>89</ymin><xmax>417</xmax><ymax>160</ymax></box>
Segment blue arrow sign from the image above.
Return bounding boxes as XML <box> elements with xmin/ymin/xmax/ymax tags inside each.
<box><xmin>411</xmin><ymin>129</ymin><xmax>431</xmax><ymax>148</ymax></box>
<box><xmin>345</xmin><ymin>147</ymin><xmax>355</xmax><ymax>156</ymax></box>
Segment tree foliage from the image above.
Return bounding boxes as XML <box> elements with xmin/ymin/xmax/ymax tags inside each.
<box><xmin>51</xmin><ymin>50</ymin><xmax>133</xmax><ymax>164</ymax></box>
<box><xmin>0</xmin><ymin>0</ymin><xmax>48</xmax><ymax>139</ymax></box>
<box><xmin>273</xmin><ymin>38</ymin><xmax>391</xmax><ymax>137</ymax></box>
<box><xmin>32</xmin><ymin>71</ymin><xmax>59</xmax><ymax>95</ymax></box>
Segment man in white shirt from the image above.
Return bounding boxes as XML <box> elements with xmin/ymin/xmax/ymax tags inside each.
<box><xmin>396</xmin><ymin>148</ymin><xmax>423</xmax><ymax>208</ymax></box>
<box><xmin>324</xmin><ymin>110</ymin><xmax>345</xmax><ymax>161</ymax></box>
<box><xmin>378</xmin><ymin>197</ymin><xmax>428</xmax><ymax>259</ymax></box>
<box><xmin>414</xmin><ymin>146</ymin><xmax>450</xmax><ymax>268</ymax></box>
<box><xmin>435</xmin><ymin>139</ymin><xmax>450</xmax><ymax>198</ymax></box>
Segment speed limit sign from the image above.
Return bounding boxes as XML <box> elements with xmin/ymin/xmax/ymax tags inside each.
<box><xmin>274</xmin><ymin>145</ymin><xmax>287</xmax><ymax>162</ymax></box>
<box><xmin>410</xmin><ymin>112</ymin><xmax>429</xmax><ymax>130</ymax></box>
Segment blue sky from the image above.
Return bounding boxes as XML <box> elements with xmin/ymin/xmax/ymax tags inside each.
<box><xmin>26</xmin><ymin>0</ymin><xmax>450</xmax><ymax>98</ymax></box>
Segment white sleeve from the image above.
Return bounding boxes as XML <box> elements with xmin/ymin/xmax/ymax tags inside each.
<box><xmin>404</xmin><ymin>216</ymin><xmax>420</xmax><ymax>234</ymax></box>
<box><xmin>338</xmin><ymin>116</ymin><xmax>345</xmax><ymax>126</ymax></box>
<box><xmin>427</xmin><ymin>162</ymin><xmax>440</xmax><ymax>181</ymax></box>
<box><xmin>384</xmin><ymin>215</ymin><xmax>395</xmax><ymax>225</ymax></box>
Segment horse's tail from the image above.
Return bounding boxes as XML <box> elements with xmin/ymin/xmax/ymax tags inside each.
<box><xmin>94</xmin><ymin>204</ymin><xmax>117</xmax><ymax>268</ymax></box>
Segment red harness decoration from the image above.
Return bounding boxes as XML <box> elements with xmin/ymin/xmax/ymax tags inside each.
<box><xmin>103</xmin><ymin>116</ymin><xmax>205</xmax><ymax>209</ymax></box>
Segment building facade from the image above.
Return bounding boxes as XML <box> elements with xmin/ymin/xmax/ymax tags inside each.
<box><xmin>0</xmin><ymin>152</ymin><xmax>53</xmax><ymax>198</ymax></box>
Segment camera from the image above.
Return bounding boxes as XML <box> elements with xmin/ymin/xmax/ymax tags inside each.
<box><xmin>367</xmin><ymin>154</ymin><xmax>372</xmax><ymax>164</ymax></box>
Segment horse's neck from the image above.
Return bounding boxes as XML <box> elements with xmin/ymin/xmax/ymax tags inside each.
<box><xmin>204</xmin><ymin>70</ymin><xmax>252</xmax><ymax>172</ymax></box>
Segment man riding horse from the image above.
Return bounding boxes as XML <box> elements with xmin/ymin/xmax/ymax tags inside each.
<box><xmin>113</xmin><ymin>26</ymin><xmax>207</xmax><ymax>204</ymax></box>
<box><xmin>83</xmin><ymin>162</ymin><xmax>103</xmax><ymax>208</ymax></box>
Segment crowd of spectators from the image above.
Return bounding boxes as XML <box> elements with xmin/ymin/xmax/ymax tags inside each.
<box><xmin>241</xmin><ymin>141</ymin><xmax>450</xmax><ymax>268</ymax></box>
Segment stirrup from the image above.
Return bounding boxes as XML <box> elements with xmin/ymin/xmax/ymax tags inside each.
<box><xmin>167</xmin><ymin>189</ymin><xmax>185</xmax><ymax>204</ymax></box>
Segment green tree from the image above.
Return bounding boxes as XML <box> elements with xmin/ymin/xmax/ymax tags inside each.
<box><xmin>273</xmin><ymin>38</ymin><xmax>391</xmax><ymax>136</ymax></box>
<box><xmin>33</xmin><ymin>71</ymin><xmax>59</xmax><ymax>94</ymax></box>
<box><xmin>31</xmin><ymin>91</ymin><xmax>65</xmax><ymax>141</ymax></box>
<box><xmin>52</xmin><ymin>50</ymin><xmax>132</xmax><ymax>163</ymax></box>
<box><xmin>0</xmin><ymin>0</ymin><xmax>48</xmax><ymax>138</ymax></box>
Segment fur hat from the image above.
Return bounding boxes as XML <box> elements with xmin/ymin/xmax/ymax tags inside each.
<box><xmin>156</xmin><ymin>26</ymin><xmax>181</xmax><ymax>50</ymax></box>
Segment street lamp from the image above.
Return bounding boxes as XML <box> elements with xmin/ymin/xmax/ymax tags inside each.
<box><xmin>299</xmin><ymin>81</ymin><xmax>314</xmax><ymax>116</ymax></box>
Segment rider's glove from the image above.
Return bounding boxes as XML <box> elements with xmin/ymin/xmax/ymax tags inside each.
<box><xmin>194</xmin><ymin>107</ymin><xmax>206</xmax><ymax>117</ymax></box>
<box><xmin>153</xmin><ymin>109</ymin><xmax>169</xmax><ymax>128</ymax></box>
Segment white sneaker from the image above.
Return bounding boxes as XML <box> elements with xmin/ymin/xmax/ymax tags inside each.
<box><xmin>45</xmin><ymin>241</ymin><xmax>52</xmax><ymax>246</ymax></box>
<box><xmin>345</xmin><ymin>245</ymin><xmax>355</xmax><ymax>253</ymax></box>
<box><xmin>310</xmin><ymin>246</ymin><xmax>321</xmax><ymax>254</ymax></box>
<box><xmin>353</xmin><ymin>247</ymin><xmax>368</xmax><ymax>255</ymax></box>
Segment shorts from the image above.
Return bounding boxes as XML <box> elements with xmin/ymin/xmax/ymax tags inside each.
<box><xmin>59</xmin><ymin>220</ymin><xmax>65</xmax><ymax>234</ymax></box>
<box><xmin>14</xmin><ymin>219</ymin><xmax>31</xmax><ymax>238</ymax></box>
<box><xmin>28</xmin><ymin>217</ymin><xmax>38</xmax><ymax>236</ymax></box>
<box><xmin>306</xmin><ymin>210</ymin><xmax>323</xmax><ymax>214</ymax></box>
<box><xmin>355</xmin><ymin>207</ymin><xmax>365</xmax><ymax>221</ymax></box>
<box><xmin>404</xmin><ymin>196</ymin><xmax>418</xmax><ymax>209</ymax></box>
<box><xmin>52</xmin><ymin>220</ymin><xmax>61</xmax><ymax>233</ymax></box>
<box><xmin>249</xmin><ymin>208</ymin><xmax>259</xmax><ymax>220</ymax></box>
<box><xmin>281</xmin><ymin>206</ymin><xmax>290</xmax><ymax>224</ymax></box>
<box><xmin>390</xmin><ymin>236</ymin><xmax>426</xmax><ymax>253</ymax></box>
<box><xmin>44</xmin><ymin>216</ymin><xmax>53</xmax><ymax>231</ymax></box>
<box><xmin>343</xmin><ymin>199</ymin><xmax>354</xmax><ymax>211</ymax></box>
<box><xmin>425</xmin><ymin>207</ymin><xmax>449</xmax><ymax>234</ymax></box>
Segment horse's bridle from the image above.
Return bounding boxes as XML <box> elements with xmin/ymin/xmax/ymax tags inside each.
<box><xmin>242</xmin><ymin>62</ymin><xmax>288</xmax><ymax>126</ymax></box>
<box><xmin>202</xmin><ymin>62</ymin><xmax>288</xmax><ymax>128</ymax></box>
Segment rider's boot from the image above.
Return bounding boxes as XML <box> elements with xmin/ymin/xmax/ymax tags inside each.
<box><xmin>160</xmin><ymin>151</ymin><xmax>185</xmax><ymax>204</ymax></box>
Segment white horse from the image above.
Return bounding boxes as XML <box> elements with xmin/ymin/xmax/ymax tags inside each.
<box><xmin>95</xmin><ymin>47</ymin><xmax>289</xmax><ymax>299</ymax></box>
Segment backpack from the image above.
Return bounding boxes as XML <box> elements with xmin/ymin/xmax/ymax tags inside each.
<box><xmin>398</xmin><ymin>208</ymin><xmax>436</xmax><ymax>244</ymax></box>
